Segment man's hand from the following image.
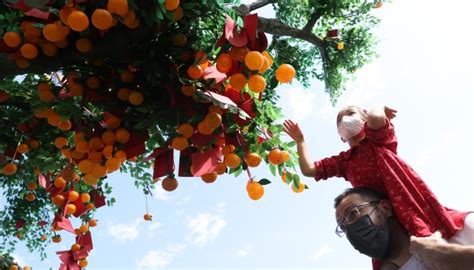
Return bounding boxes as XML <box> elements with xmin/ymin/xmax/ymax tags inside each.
<box><xmin>384</xmin><ymin>106</ymin><xmax>397</xmax><ymax>120</ymax></box>
<box><xmin>283</xmin><ymin>119</ymin><xmax>304</xmax><ymax>143</ymax></box>
<box><xmin>409</xmin><ymin>232</ymin><xmax>451</xmax><ymax>270</ymax></box>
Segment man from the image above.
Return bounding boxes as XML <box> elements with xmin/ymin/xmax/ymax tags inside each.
<box><xmin>334</xmin><ymin>188</ymin><xmax>474</xmax><ymax>270</ymax></box>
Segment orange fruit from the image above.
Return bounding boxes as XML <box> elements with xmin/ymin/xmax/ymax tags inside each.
<box><xmin>187</xmin><ymin>65</ymin><xmax>203</xmax><ymax>80</ymax></box>
<box><xmin>88</xmin><ymin>151</ymin><xmax>103</xmax><ymax>163</ymax></box>
<box><xmin>79</xmin><ymin>224</ymin><xmax>89</xmax><ymax>233</ymax></box>
<box><xmin>106</xmin><ymin>157</ymin><xmax>121</xmax><ymax>172</ymax></box>
<box><xmin>275</xmin><ymin>64</ymin><xmax>296</xmax><ymax>83</ymax></box>
<box><xmin>221</xmin><ymin>144</ymin><xmax>235</xmax><ymax>155</ymax></box>
<box><xmin>171</xmin><ymin>136</ymin><xmax>188</xmax><ymax>151</ymax></box>
<box><xmin>89</xmin><ymin>137</ymin><xmax>104</xmax><ymax>150</ymax></box>
<box><xmin>245</xmin><ymin>153</ymin><xmax>262</xmax><ymax>167</ymax></box>
<box><xmin>91</xmin><ymin>9</ymin><xmax>113</xmax><ymax>30</ymax></box>
<box><xmin>20</xmin><ymin>43</ymin><xmax>38</xmax><ymax>59</ymax></box>
<box><xmin>261</xmin><ymin>51</ymin><xmax>273</xmax><ymax>68</ymax></box>
<box><xmin>165</xmin><ymin>0</ymin><xmax>180</xmax><ymax>10</ymax></box>
<box><xmin>244</xmin><ymin>51</ymin><xmax>264</xmax><ymax>70</ymax></box>
<box><xmin>92</xmin><ymin>163</ymin><xmax>107</xmax><ymax>178</ymax></box>
<box><xmin>172</xmin><ymin>33</ymin><xmax>187</xmax><ymax>47</ymax></box>
<box><xmin>42</xmin><ymin>24</ymin><xmax>62</xmax><ymax>42</ymax></box>
<box><xmin>337</xmin><ymin>42</ymin><xmax>344</xmax><ymax>50</ymax></box>
<box><xmin>71</xmin><ymin>243</ymin><xmax>81</xmax><ymax>252</ymax></box>
<box><xmin>117</xmin><ymin>88</ymin><xmax>131</xmax><ymax>101</ymax></box>
<box><xmin>68</xmin><ymin>190</ymin><xmax>80</xmax><ymax>202</ymax></box>
<box><xmin>268</xmin><ymin>148</ymin><xmax>283</xmax><ymax>165</ymax></box>
<box><xmin>229</xmin><ymin>46</ymin><xmax>249</xmax><ymax>62</ymax></box>
<box><xmin>80</xmin><ymin>193</ymin><xmax>91</xmax><ymax>203</ymax></box>
<box><xmin>177</xmin><ymin>123</ymin><xmax>194</xmax><ymax>138</ymax></box>
<box><xmin>66</xmin><ymin>203</ymin><xmax>76</xmax><ymax>215</ymax></box>
<box><xmin>144</xmin><ymin>213</ymin><xmax>152</xmax><ymax>221</ymax></box>
<box><xmin>122</xmin><ymin>10</ymin><xmax>137</xmax><ymax>26</ymax></box>
<box><xmin>215</xmin><ymin>162</ymin><xmax>226</xmax><ymax>175</ymax></box>
<box><xmin>86</xmin><ymin>203</ymin><xmax>95</xmax><ymax>210</ymax></box>
<box><xmin>25</xmin><ymin>192</ymin><xmax>36</xmax><ymax>202</ymax></box>
<box><xmin>62</xmin><ymin>168</ymin><xmax>79</xmax><ymax>182</ymax></box>
<box><xmin>2</xmin><ymin>163</ymin><xmax>17</xmax><ymax>175</ymax></box>
<box><xmin>204</xmin><ymin>113</ymin><xmax>222</xmax><ymax>129</ymax></box>
<box><xmin>84</xmin><ymin>173</ymin><xmax>99</xmax><ymax>186</ymax></box>
<box><xmin>89</xmin><ymin>219</ymin><xmax>97</xmax><ymax>227</ymax></box>
<box><xmin>52</xmin><ymin>194</ymin><xmax>65</xmax><ymax>206</ymax></box>
<box><xmin>58</xmin><ymin>120</ymin><xmax>72</xmax><ymax>131</ymax></box>
<box><xmin>281</xmin><ymin>150</ymin><xmax>291</xmax><ymax>162</ymax></box>
<box><xmin>102</xmin><ymin>130</ymin><xmax>116</xmax><ymax>145</ymax></box>
<box><xmin>55</xmin><ymin>137</ymin><xmax>68</xmax><ymax>148</ymax></box>
<box><xmin>53</xmin><ymin>176</ymin><xmax>66</xmax><ymax>188</ymax></box>
<box><xmin>292</xmin><ymin>182</ymin><xmax>305</xmax><ymax>193</ymax></box>
<box><xmin>172</xmin><ymin>7</ymin><xmax>184</xmax><ymax>21</ymax></box>
<box><xmin>86</xmin><ymin>76</ymin><xmax>100</xmax><ymax>89</ymax></box>
<box><xmin>208</xmin><ymin>105</ymin><xmax>223</xmax><ymax>115</ymax></box>
<box><xmin>78</xmin><ymin>159</ymin><xmax>94</xmax><ymax>174</ymax></box>
<box><xmin>224</xmin><ymin>153</ymin><xmax>241</xmax><ymax>168</ymax></box>
<box><xmin>16</xmin><ymin>57</ymin><xmax>30</xmax><ymax>69</ymax></box>
<box><xmin>17</xmin><ymin>143</ymin><xmax>29</xmax><ymax>154</ymax></box>
<box><xmin>102</xmin><ymin>145</ymin><xmax>114</xmax><ymax>159</ymax></box>
<box><xmin>69</xmin><ymin>83</ymin><xmax>84</xmax><ymax>96</ymax></box>
<box><xmin>52</xmin><ymin>235</ymin><xmax>62</xmax><ymax>243</ymax></box>
<box><xmin>61</xmin><ymin>148</ymin><xmax>72</xmax><ymax>158</ymax></box>
<box><xmin>78</xmin><ymin>259</ymin><xmax>88</xmax><ymax>268</ymax></box>
<box><xmin>258</xmin><ymin>56</ymin><xmax>270</xmax><ymax>74</ymax></box>
<box><xmin>162</xmin><ymin>177</ymin><xmax>178</xmax><ymax>192</ymax></box>
<box><xmin>23</xmin><ymin>25</ymin><xmax>41</xmax><ymax>43</ymax></box>
<box><xmin>26</xmin><ymin>182</ymin><xmax>37</xmax><ymax>190</ymax></box>
<box><xmin>247</xmin><ymin>181</ymin><xmax>264</xmax><ymax>200</ymax></box>
<box><xmin>216</xmin><ymin>53</ymin><xmax>233</xmax><ymax>73</ymax></box>
<box><xmin>181</xmin><ymin>84</ymin><xmax>196</xmax><ymax>97</ymax></box>
<box><xmin>374</xmin><ymin>2</ymin><xmax>383</xmax><ymax>8</ymax></box>
<box><xmin>75</xmin><ymin>38</ymin><xmax>92</xmax><ymax>53</ymax></box>
<box><xmin>114</xmin><ymin>150</ymin><xmax>127</xmax><ymax>162</ymax></box>
<box><xmin>28</xmin><ymin>138</ymin><xmax>40</xmax><ymax>149</ymax></box>
<box><xmin>3</xmin><ymin>32</ymin><xmax>21</xmax><ymax>47</ymax></box>
<box><xmin>129</xmin><ymin>91</ymin><xmax>144</xmax><ymax>105</ymax></box>
<box><xmin>59</xmin><ymin>6</ymin><xmax>75</xmax><ymax>25</ymax></box>
<box><xmin>115</xmin><ymin>128</ymin><xmax>130</xmax><ymax>143</ymax></box>
<box><xmin>197</xmin><ymin>121</ymin><xmax>213</xmax><ymax>135</ymax></box>
<box><xmin>281</xmin><ymin>171</ymin><xmax>287</xmax><ymax>184</ymax></box>
<box><xmin>107</xmin><ymin>0</ymin><xmax>129</xmax><ymax>16</ymax></box>
<box><xmin>41</xmin><ymin>42</ymin><xmax>58</xmax><ymax>57</ymax></box>
<box><xmin>68</xmin><ymin>11</ymin><xmax>89</xmax><ymax>32</ymax></box>
<box><xmin>229</xmin><ymin>73</ymin><xmax>246</xmax><ymax>90</ymax></box>
<box><xmin>201</xmin><ymin>172</ymin><xmax>217</xmax><ymax>183</ymax></box>
<box><xmin>104</xmin><ymin>113</ymin><xmax>121</xmax><ymax>129</ymax></box>
<box><xmin>248</xmin><ymin>74</ymin><xmax>266</xmax><ymax>93</ymax></box>
<box><xmin>75</xmin><ymin>140</ymin><xmax>90</xmax><ymax>153</ymax></box>
<box><xmin>120</xmin><ymin>70</ymin><xmax>135</xmax><ymax>83</ymax></box>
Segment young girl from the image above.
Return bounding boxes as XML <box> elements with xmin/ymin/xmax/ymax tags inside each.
<box><xmin>283</xmin><ymin>105</ymin><xmax>468</xmax><ymax>240</ymax></box>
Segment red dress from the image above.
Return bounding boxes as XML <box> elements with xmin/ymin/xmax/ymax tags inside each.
<box><xmin>314</xmin><ymin>119</ymin><xmax>468</xmax><ymax>238</ymax></box>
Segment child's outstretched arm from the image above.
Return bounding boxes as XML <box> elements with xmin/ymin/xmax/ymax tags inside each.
<box><xmin>367</xmin><ymin>106</ymin><xmax>397</xmax><ymax>130</ymax></box>
<box><xmin>283</xmin><ymin>119</ymin><xmax>316</xmax><ymax>177</ymax></box>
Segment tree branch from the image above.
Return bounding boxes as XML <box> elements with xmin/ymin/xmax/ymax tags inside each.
<box><xmin>257</xmin><ymin>17</ymin><xmax>328</xmax><ymax>65</ymax></box>
<box><xmin>235</xmin><ymin>0</ymin><xmax>277</xmax><ymax>16</ymax></box>
<box><xmin>302</xmin><ymin>11</ymin><xmax>321</xmax><ymax>32</ymax></box>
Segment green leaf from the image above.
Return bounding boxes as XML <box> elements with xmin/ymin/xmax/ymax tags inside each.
<box><xmin>258</xmin><ymin>179</ymin><xmax>271</xmax><ymax>185</ymax></box>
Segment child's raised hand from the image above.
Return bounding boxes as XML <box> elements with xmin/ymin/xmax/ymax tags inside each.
<box><xmin>283</xmin><ymin>119</ymin><xmax>304</xmax><ymax>143</ymax></box>
<box><xmin>384</xmin><ymin>106</ymin><xmax>397</xmax><ymax>119</ymax></box>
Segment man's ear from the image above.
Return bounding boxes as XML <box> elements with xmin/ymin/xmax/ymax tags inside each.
<box><xmin>378</xmin><ymin>199</ymin><xmax>393</xmax><ymax>217</ymax></box>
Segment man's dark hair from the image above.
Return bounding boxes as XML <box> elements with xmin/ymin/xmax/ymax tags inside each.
<box><xmin>334</xmin><ymin>187</ymin><xmax>389</xmax><ymax>208</ymax></box>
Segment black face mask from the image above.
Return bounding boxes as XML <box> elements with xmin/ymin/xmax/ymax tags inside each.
<box><xmin>345</xmin><ymin>214</ymin><xmax>393</xmax><ymax>259</ymax></box>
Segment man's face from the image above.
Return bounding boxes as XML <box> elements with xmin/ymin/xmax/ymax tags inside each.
<box><xmin>335</xmin><ymin>193</ymin><xmax>390</xmax><ymax>231</ymax></box>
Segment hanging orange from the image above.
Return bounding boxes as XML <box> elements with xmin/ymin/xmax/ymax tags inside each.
<box><xmin>248</xmin><ymin>74</ymin><xmax>266</xmax><ymax>93</ymax></box>
<box><xmin>229</xmin><ymin>73</ymin><xmax>246</xmax><ymax>90</ymax></box>
<box><xmin>165</xmin><ymin>0</ymin><xmax>180</xmax><ymax>10</ymax></box>
<box><xmin>187</xmin><ymin>65</ymin><xmax>203</xmax><ymax>80</ymax></box>
<box><xmin>20</xmin><ymin>43</ymin><xmax>38</xmax><ymax>59</ymax></box>
<box><xmin>75</xmin><ymin>38</ymin><xmax>92</xmax><ymax>53</ymax></box>
<box><xmin>275</xmin><ymin>64</ymin><xmax>296</xmax><ymax>83</ymax></box>
<box><xmin>68</xmin><ymin>11</ymin><xmax>89</xmax><ymax>32</ymax></box>
<box><xmin>178</xmin><ymin>123</ymin><xmax>194</xmax><ymax>138</ymax></box>
<box><xmin>216</xmin><ymin>53</ymin><xmax>233</xmax><ymax>73</ymax></box>
<box><xmin>107</xmin><ymin>0</ymin><xmax>129</xmax><ymax>16</ymax></box>
<box><xmin>91</xmin><ymin>9</ymin><xmax>113</xmax><ymax>30</ymax></box>
<box><xmin>43</xmin><ymin>24</ymin><xmax>63</xmax><ymax>42</ymax></box>
<box><xmin>244</xmin><ymin>51</ymin><xmax>264</xmax><ymax>70</ymax></box>
<box><xmin>3</xmin><ymin>32</ymin><xmax>21</xmax><ymax>48</ymax></box>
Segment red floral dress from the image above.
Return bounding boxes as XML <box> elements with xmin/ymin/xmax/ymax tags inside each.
<box><xmin>314</xmin><ymin>119</ymin><xmax>468</xmax><ymax>238</ymax></box>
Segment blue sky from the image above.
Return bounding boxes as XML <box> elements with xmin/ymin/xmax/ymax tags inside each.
<box><xmin>9</xmin><ymin>0</ymin><xmax>474</xmax><ymax>269</ymax></box>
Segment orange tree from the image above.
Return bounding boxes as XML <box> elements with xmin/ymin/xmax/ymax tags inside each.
<box><xmin>0</xmin><ymin>0</ymin><xmax>384</xmax><ymax>268</ymax></box>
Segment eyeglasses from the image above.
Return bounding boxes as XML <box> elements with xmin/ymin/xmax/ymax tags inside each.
<box><xmin>335</xmin><ymin>201</ymin><xmax>380</xmax><ymax>237</ymax></box>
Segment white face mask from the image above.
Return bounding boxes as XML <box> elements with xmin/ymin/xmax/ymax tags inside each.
<box><xmin>338</xmin><ymin>115</ymin><xmax>364</xmax><ymax>141</ymax></box>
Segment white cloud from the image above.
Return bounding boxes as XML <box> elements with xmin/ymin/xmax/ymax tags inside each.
<box><xmin>12</xmin><ymin>253</ymin><xmax>26</xmax><ymax>266</ymax></box>
<box><xmin>236</xmin><ymin>244</ymin><xmax>254</xmax><ymax>257</ymax></box>
<box><xmin>107</xmin><ymin>219</ymin><xmax>141</xmax><ymax>242</ymax></box>
<box><xmin>153</xmin><ymin>185</ymin><xmax>170</xmax><ymax>201</ymax></box>
<box><xmin>308</xmin><ymin>245</ymin><xmax>334</xmax><ymax>261</ymax></box>
<box><xmin>176</xmin><ymin>196</ymin><xmax>191</xmax><ymax>206</ymax></box>
<box><xmin>187</xmin><ymin>212</ymin><xmax>227</xmax><ymax>247</ymax></box>
<box><xmin>137</xmin><ymin>244</ymin><xmax>186</xmax><ymax>269</ymax></box>
<box><xmin>285</xmin><ymin>87</ymin><xmax>318</xmax><ymax>121</ymax></box>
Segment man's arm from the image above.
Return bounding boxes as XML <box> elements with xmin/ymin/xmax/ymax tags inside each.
<box><xmin>410</xmin><ymin>232</ymin><xmax>474</xmax><ymax>270</ymax></box>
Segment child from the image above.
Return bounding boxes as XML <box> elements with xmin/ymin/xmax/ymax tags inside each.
<box><xmin>283</xmin><ymin>105</ymin><xmax>469</xmax><ymax>240</ymax></box>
